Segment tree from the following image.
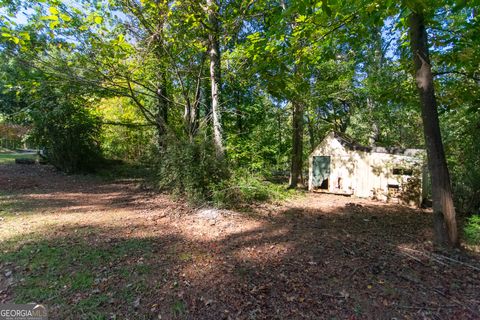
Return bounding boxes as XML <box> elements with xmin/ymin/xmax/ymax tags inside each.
<box><xmin>289</xmin><ymin>101</ymin><xmax>304</xmax><ymax>188</ymax></box>
<box><xmin>239</xmin><ymin>0</ymin><xmax>352</xmax><ymax>188</ymax></box>
<box><xmin>408</xmin><ymin>7</ymin><xmax>458</xmax><ymax>246</ymax></box>
<box><xmin>206</xmin><ymin>0</ymin><xmax>224</xmax><ymax>158</ymax></box>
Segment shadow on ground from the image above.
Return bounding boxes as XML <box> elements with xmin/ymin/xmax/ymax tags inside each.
<box><xmin>0</xmin><ymin>164</ymin><xmax>479</xmax><ymax>319</ymax></box>
<box><xmin>1</xmin><ymin>204</ymin><xmax>479</xmax><ymax>319</ymax></box>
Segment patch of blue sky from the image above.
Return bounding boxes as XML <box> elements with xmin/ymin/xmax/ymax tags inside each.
<box><xmin>0</xmin><ymin>6</ymin><xmax>33</xmax><ymax>25</ymax></box>
<box><xmin>382</xmin><ymin>15</ymin><xmax>401</xmax><ymax>61</ymax></box>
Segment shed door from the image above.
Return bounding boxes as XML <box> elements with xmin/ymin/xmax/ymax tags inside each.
<box><xmin>312</xmin><ymin>156</ymin><xmax>330</xmax><ymax>188</ymax></box>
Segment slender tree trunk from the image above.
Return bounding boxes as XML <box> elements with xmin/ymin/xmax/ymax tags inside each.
<box><xmin>277</xmin><ymin>108</ymin><xmax>283</xmax><ymax>170</ymax></box>
<box><xmin>191</xmin><ymin>96</ymin><xmax>200</xmax><ymax>138</ymax></box>
<box><xmin>409</xmin><ymin>11</ymin><xmax>458</xmax><ymax>247</ymax></box>
<box><xmin>184</xmin><ymin>102</ymin><xmax>192</xmax><ymax>137</ymax></box>
<box><xmin>207</xmin><ymin>0</ymin><xmax>224</xmax><ymax>158</ymax></box>
<box><xmin>366</xmin><ymin>98</ymin><xmax>379</xmax><ymax>146</ymax></box>
<box><xmin>366</xmin><ymin>26</ymin><xmax>383</xmax><ymax>146</ymax></box>
<box><xmin>289</xmin><ymin>101</ymin><xmax>304</xmax><ymax>188</ymax></box>
<box><xmin>235</xmin><ymin>89</ymin><xmax>243</xmax><ymax>134</ymax></box>
<box><xmin>186</xmin><ymin>53</ymin><xmax>205</xmax><ymax>141</ymax></box>
<box><xmin>306</xmin><ymin>112</ymin><xmax>316</xmax><ymax>152</ymax></box>
<box><xmin>184</xmin><ymin>88</ymin><xmax>200</xmax><ymax>141</ymax></box>
<box><xmin>280</xmin><ymin>0</ymin><xmax>304</xmax><ymax>187</ymax></box>
<box><xmin>156</xmin><ymin>73</ymin><xmax>169</xmax><ymax>150</ymax></box>
<box><xmin>203</xmin><ymin>76</ymin><xmax>211</xmax><ymax>118</ymax></box>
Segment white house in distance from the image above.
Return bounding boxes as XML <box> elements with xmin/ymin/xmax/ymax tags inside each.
<box><xmin>308</xmin><ymin>132</ymin><xmax>427</xmax><ymax>205</ymax></box>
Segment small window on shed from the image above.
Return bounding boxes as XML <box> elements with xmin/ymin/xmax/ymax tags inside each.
<box><xmin>392</xmin><ymin>168</ymin><xmax>413</xmax><ymax>176</ymax></box>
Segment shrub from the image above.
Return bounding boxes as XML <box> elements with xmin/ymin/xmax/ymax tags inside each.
<box><xmin>30</xmin><ymin>103</ymin><xmax>103</xmax><ymax>173</ymax></box>
<box><xmin>464</xmin><ymin>215</ymin><xmax>480</xmax><ymax>245</ymax></box>
<box><xmin>210</xmin><ymin>170</ymin><xmax>294</xmax><ymax>208</ymax></box>
<box><xmin>151</xmin><ymin>135</ymin><xmax>228</xmax><ymax>204</ymax></box>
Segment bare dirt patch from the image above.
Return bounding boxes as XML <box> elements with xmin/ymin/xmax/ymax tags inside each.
<box><xmin>0</xmin><ymin>163</ymin><xmax>479</xmax><ymax>319</ymax></box>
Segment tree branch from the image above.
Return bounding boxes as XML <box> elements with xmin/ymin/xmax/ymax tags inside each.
<box><xmin>433</xmin><ymin>70</ymin><xmax>480</xmax><ymax>81</ymax></box>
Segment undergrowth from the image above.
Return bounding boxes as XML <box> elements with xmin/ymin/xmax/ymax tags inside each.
<box><xmin>464</xmin><ymin>214</ymin><xmax>480</xmax><ymax>245</ymax></box>
<box><xmin>145</xmin><ymin>135</ymin><xmax>297</xmax><ymax>208</ymax></box>
<box><xmin>210</xmin><ymin>170</ymin><xmax>296</xmax><ymax>208</ymax></box>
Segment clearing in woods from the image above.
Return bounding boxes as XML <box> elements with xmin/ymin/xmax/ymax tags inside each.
<box><xmin>0</xmin><ymin>163</ymin><xmax>479</xmax><ymax>319</ymax></box>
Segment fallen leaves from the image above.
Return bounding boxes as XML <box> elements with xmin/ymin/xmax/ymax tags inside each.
<box><xmin>0</xmin><ymin>165</ymin><xmax>479</xmax><ymax>319</ymax></box>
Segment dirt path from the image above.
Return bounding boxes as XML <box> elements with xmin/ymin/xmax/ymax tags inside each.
<box><xmin>0</xmin><ymin>164</ymin><xmax>479</xmax><ymax>319</ymax></box>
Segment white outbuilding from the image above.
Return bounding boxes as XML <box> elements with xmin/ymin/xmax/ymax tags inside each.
<box><xmin>308</xmin><ymin>132</ymin><xmax>427</xmax><ymax>205</ymax></box>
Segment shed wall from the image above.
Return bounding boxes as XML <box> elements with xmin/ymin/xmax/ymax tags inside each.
<box><xmin>309</xmin><ymin>133</ymin><xmax>425</xmax><ymax>205</ymax></box>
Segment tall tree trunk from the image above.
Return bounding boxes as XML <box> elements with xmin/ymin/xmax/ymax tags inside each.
<box><xmin>367</xmin><ymin>27</ymin><xmax>383</xmax><ymax>146</ymax></box>
<box><xmin>207</xmin><ymin>0</ymin><xmax>224</xmax><ymax>158</ymax></box>
<box><xmin>289</xmin><ymin>101</ymin><xmax>304</xmax><ymax>188</ymax></box>
<box><xmin>409</xmin><ymin>11</ymin><xmax>458</xmax><ymax>247</ymax></box>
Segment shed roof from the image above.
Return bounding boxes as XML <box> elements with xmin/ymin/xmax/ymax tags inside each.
<box><xmin>332</xmin><ymin>132</ymin><xmax>424</xmax><ymax>157</ymax></box>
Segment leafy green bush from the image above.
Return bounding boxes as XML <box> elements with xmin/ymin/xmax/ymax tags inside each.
<box><xmin>30</xmin><ymin>103</ymin><xmax>103</xmax><ymax>173</ymax></box>
<box><xmin>464</xmin><ymin>215</ymin><xmax>480</xmax><ymax>245</ymax></box>
<box><xmin>152</xmin><ymin>135</ymin><xmax>229</xmax><ymax>204</ymax></box>
<box><xmin>210</xmin><ymin>170</ymin><xmax>294</xmax><ymax>208</ymax></box>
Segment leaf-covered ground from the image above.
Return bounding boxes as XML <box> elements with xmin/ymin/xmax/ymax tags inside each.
<box><xmin>0</xmin><ymin>163</ymin><xmax>479</xmax><ymax>319</ymax></box>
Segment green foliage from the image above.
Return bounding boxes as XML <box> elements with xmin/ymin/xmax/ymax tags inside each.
<box><xmin>443</xmin><ymin>106</ymin><xmax>480</xmax><ymax>214</ymax></box>
<box><xmin>152</xmin><ymin>134</ymin><xmax>294</xmax><ymax>207</ymax></box>
<box><xmin>30</xmin><ymin>102</ymin><xmax>103</xmax><ymax>173</ymax></box>
<box><xmin>152</xmin><ymin>135</ymin><xmax>229</xmax><ymax>204</ymax></box>
<box><xmin>96</xmin><ymin>98</ymin><xmax>155</xmax><ymax>162</ymax></box>
<box><xmin>95</xmin><ymin>162</ymin><xmax>150</xmax><ymax>182</ymax></box>
<box><xmin>223</xmin><ymin>90</ymin><xmax>291</xmax><ymax>172</ymax></box>
<box><xmin>464</xmin><ymin>215</ymin><xmax>480</xmax><ymax>245</ymax></box>
<box><xmin>211</xmin><ymin>170</ymin><xmax>295</xmax><ymax>209</ymax></box>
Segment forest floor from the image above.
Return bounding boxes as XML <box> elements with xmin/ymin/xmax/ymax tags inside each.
<box><xmin>0</xmin><ymin>163</ymin><xmax>479</xmax><ymax>320</ymax></box>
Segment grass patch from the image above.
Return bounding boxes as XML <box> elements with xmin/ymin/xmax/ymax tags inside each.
<box><xmin>134</xmin><ymin>264</ymin><xmax>153</xmax><ymax>275</ymax></box>
<box><xmin>0</xmin><ymin>153</ymin><xmax>37</xmax><ymax>164</ymax></box>
<box><xmin>0</xmin><ymin>193</ymin><xmax>19</xmax><ymax>217</ymax></box>
<box><xmin>0</xmin><ymin>235</ymin><xmax>156</xmax><ymax>318</ymax></box>
<box><xmin>178</xmin><ymin>252</ymin><xmax>193</xmax><ymax>262</ymax></box>
<box><xmin>71</xmin><ymin>272</ymin><xmax>95</xmax><ymax>291</ymax></box>
<box><xmin>76</xmin><ymin>294</ymin><xmax>110</xmax><ymax>319</ymax></box>
<box><xmin>171</xmin><ymin>299</ymin><xmax>186</xmax><ymax>317</ymax></box>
